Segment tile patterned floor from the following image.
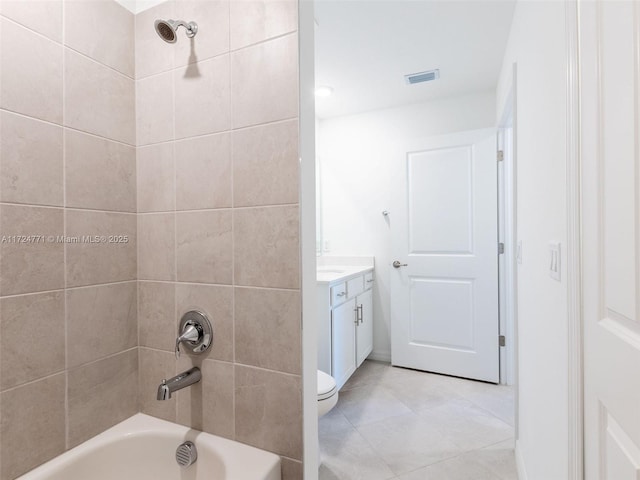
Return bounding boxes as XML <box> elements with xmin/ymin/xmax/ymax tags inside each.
<box><xmin>319</xmin><ymin>361</ymin><xmax>517</xmax><ymax>480</ymax></box>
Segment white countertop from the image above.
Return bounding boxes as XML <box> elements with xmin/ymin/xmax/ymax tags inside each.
<box><xmin>316</xmin><ymin>265</ymin><xmax>374</xmax><ymax>284</ymax></box>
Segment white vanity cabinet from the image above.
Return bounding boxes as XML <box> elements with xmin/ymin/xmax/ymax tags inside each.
<box><xmin>317</xmin><ymin>268</ymin><xmax>374</xmax><ymax>390</ymax></box>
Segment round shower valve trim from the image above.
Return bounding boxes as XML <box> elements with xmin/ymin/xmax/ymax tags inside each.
<box><xmin>175</xmin><ymin>310</ymin><xmax>213</xmax><ymax>358</ymax></box>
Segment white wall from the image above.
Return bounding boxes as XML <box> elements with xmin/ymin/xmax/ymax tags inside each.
<box><xmin>496</xmin><ymin>1</ymin><xmax>569</xmax><ymax>479</ymax></box>
<box><xmin>318</xmin><ymin>91</ymin><xmax>496</xmax><ymax>360</ymax></box>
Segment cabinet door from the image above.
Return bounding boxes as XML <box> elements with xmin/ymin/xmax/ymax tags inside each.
<box><xmin>332</xmin><ymin>298</ymin><xmax>357</xmax><ymax>389</ymax></box>
<box><xmin>356</xmin><ymin>289</ymin><xmax>373</xmax><ymax>367</ymax></box>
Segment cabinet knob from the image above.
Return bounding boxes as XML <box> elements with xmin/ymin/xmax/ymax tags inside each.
<box><xmin>337</xmin><ymin>292</ymin><xmax>346</xmax><ymax>297</ymax></box>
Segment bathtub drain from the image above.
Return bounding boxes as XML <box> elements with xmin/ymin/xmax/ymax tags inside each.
<box><xmin>176</xmin><ymin>441</ymin><xmax>197</xmax><ymax>467</ymax></box>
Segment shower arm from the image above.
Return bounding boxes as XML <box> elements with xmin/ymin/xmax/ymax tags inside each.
<box><xmin>172</xmin><ymin>19</ymin><xmax>198</xmax><ymax>37</ymax></box>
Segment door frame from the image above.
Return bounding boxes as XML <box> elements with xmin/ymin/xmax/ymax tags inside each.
<box><xmin>498</xmin><ymin>84</ymin><xmax>516</xmax><ymax>387</ymax></box>
<box><xmin>566</xmin><ymin>1</ymin><xmax>583</xmax><ymax>480</ymax></box>
<box><xmin>299</xmin><ymin>0</ymin><xmax>585</xmax><ymax>477</ymax></box>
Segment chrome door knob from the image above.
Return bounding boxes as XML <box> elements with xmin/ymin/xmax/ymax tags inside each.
<box><xmin>393</xmin><ymin>260</ymin><xmax>408</xmax><ymax>268</ymax></box>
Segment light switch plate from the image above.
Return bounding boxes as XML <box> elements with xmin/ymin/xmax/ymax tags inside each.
<box><xmin>549</xmin><ymin>242</ymin><xmax>561</xmax><ymax>281</ymax></box>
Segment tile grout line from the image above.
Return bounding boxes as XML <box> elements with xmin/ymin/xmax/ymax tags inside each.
<box><xmin>61</xmin><ymin>0</ymin><xmax>70</xmax><ymax>451</ymax></box>
<box><xmin>173</xmin><ymin>44</ymin><xmax>179</xmax><ymax>421</ymax></box>
<box><xmin>229</xmin><ymin>0</ymin><xmax>237</xmax><ymax>432</ymax></box>
<box><xmin>0</xmin><ymin>108</ymin><xmax>137</xmax><ymax>150</ymax></box>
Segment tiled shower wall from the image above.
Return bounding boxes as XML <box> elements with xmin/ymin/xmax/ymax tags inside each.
<box><xmin>0</xmin><ymin>0</ymin><xmax>302</xmax><ymax>478</ymax></box>
<box><xmin>134</xmin><ymin>0</ymin><xmax>302</xmax><ymax>479</ymax></box>
<box><xmin>0</xmin><ymin>1</ymin><xmax>137</xmax><ymax>478</ymax></box>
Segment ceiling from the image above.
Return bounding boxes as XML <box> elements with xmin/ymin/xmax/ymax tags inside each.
<box><xmin>115</xmin><ymin>0</ymin><xmax>165</xmax><ymax>14</ymax></box>
<box><xmin>314</xmin><ymin>0</ymin><xmax>516</xmax><ymax>119</ymax></box>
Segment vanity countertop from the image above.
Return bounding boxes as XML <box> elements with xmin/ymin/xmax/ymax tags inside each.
<box><xmin>316</xmin><ymin>265</ymin><xmax>374</xmax><ymax>284</ymax></box>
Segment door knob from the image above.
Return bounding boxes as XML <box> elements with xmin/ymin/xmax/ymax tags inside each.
<box><xmin>393</xmin><ymin>260</ymin><xmax>408</xmax><ymax>268</ymax></box>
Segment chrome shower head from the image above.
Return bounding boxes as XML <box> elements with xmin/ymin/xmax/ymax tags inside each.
<box><xmin>154</xmin><ymin>19</ymin><xmax>198</xmax><ymax>44</ymax></box>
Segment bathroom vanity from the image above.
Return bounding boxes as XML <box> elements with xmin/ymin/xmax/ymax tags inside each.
<box><xmin>317</xmin><ymin>258</ymin><xmax>374</xmax><ymax>390</ymax></box>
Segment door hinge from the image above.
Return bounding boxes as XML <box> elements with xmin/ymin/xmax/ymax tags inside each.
<box><xmin>498</xmin><ymin>242</ymin><xmax>505</xmax><ymax>254</ymax></box>
<box><xmin>499</xmin><ymin>335</ymin><xmax>506</xmax><ymax>347</ymax></box>
<box><xmin>497</xmin><ymin>150</ymin><xmax>504</xmax><ymax>162</ymax></box>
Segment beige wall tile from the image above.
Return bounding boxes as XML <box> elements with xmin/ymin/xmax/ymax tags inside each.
<box><xmin>176</xmin><ymin>133</ymin><xmax>231</xmax><ymax>210</ymax></box>
<box><xmin>64</xmin><ymin>0</ymin><xmax>135</xmax><ymax>77</ymax></box>
<box><xmin>232</xmin><ymin>119</ymin><xmax>299</xmax><ymax>207</ymax></box>
<box><xmin>135</xmin><ymin>1</ymin><xmax>175</xmax><ymax>79</ymax></box>
<box><xmin>139</xmin><ymin>347</ymin><xmax>177</xmax><ymax>422</ymax></box>
<box><xmin>0</xmin><ymin>111</ymin><xmax>63</xmax><ymax>206</ymax></box>
<box><xmin>67</xmin><ymin>349</ymin><xmax>138</xmax><ymax>448</ymax></box>
<box><xmin>281</xmin><ymin>457</ymin><xmax>303</xmax><ymax>480</ymax></box>
<box><xmin>65</xmin><ymin>129</ymin><xmax>136</xmax><ymax>213</ymax></box>
<box><xmin>0</xmin><ymin>19</ymin><xmax>63</xmax><ymax>124</ymax></box>
<box><xmin>0</xmin><ymin>0</ymin><xmax>62</xmax><ymax>42</ymax></box>
<box><xmin>175</xmin><ymin>54</ymin><xmax>231</xmax><ymax>139</ymax></box>
<box><xmin>234</xmin><ymin>205</ymin><xmax>299</xmax><ymax>289</ymax></box>
<box><xmin>231</xmin><ymin>34</ymin><xmax>297</xmax><ymax>128</ymax></box>
<box><xmin>136</xmin><ymin>71</ymin><xmax>174</xmax><ymax>146</ymax></box>
<box><xmin>0</xmin><ymin>205</ymin><xmax>64</xmax><ymax>296</ymax></box>
<box><xmin>176</xmin><ymin>358</ymin><xmax>234</xmax><ymax>439</ymax></box>
<box><xmin>174</xmin><ymin>0</ymin><xmax>230</xmax><ymax>68</ymax></box>
<box><xmin>0</xmin><ymin>374</ymin><xmax>66</xmax><ymax>479</ymax></box>
<box><xmin>139</xmin><ymin>281</ymin><xmax>176</xmax><ymax>351</ymax></box>
<box><xmin>138</xmin><ymin>213</ymin><xmax>176</xmax><ymax>281</ymax></box>
<box><xmin>65</xmin><ymin>49</ymin><xmax>135</xmax><ymax>145</ymax></box>
<box><xmin>137</xmin><ymin>143</ymin><xmax>175</xmax><ymax>213</ymax></box>
<box><xmin>235</xmin><ymin>365</ymin><xmax>302</xmax><ymax>459</ymax></box>
<box><xmin>176</xmin><ymin>283</ymin><xmax>233</xmax><ymax>362</ymax></box>
<box><xmin>66</xmin><ymin>282</ymin><xmax>137</xmax><ymax>368</ymax></box>
<box><xmin>176</xmin><ymin>210</ymin><xmax>233</xmax><ymax>284</ymax></box>
<box><xmin>235</xmin><ymin>287</ymin><xmax>301</xmax><ymax>374</ymax></box>
<box><xmin>230</xmin><ymin>0</ymin><xmax>297</xmax><ymax>50</ymax></box>
<box><xmin>66</xmin><ymin>210</ymin><xmax>137</xmax><ymax>287</ymax></box>
<box><xmin>0</xmin><ymin>292</ymin><xmax>65</xmax><ymax>390</ymax></box>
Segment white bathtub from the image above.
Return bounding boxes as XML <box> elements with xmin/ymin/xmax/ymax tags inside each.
<box><xmin>18</xmin><ymin>414</ymin><xmax>281</xmax><ymax>480</ymax></box>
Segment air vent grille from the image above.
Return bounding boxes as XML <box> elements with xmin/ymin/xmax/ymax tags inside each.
<box><xmin>405</xmin><ymin>69</ymin><xmax>440</xmax><ymax>85</ymax></box>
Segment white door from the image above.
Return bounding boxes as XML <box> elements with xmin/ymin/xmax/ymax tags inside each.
<box><xmin>391</xmin><ymin>129</ymin><xmax>499</xmax><ymax>383</ymax></box>
<box><xmin>580</xmin><ymin>1</ymin><xmax>640</xmax><ymax>477</ymax></box>
<box><xmin>356</xmin><ymin>289</ymin><xmax>373</xmax><ymax>367</ymax></box>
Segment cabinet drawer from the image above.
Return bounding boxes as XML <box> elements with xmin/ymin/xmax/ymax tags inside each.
<box><xmin>330</xmin><ymin>283</ymin><xmax>348</xmax><ymax>306</ymax></box>
<box><xmin>364</xmin><ymin>271</ymin><xmax>374</xmax><ymax>288</ymax></box>
<box><xmin>347</xmin><ymin>276</ymin><xmax>364</xmax><ymax>298</ymax></box>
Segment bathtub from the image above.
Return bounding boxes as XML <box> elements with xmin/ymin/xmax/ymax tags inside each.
<box><xmin>18</xmin><ymin>414</ymin><xmax>281</xmax><ymax>480</ymax></box>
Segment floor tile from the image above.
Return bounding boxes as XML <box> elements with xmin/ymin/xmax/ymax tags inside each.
<box><xmin>319</xmin><ymin>426</ymin><xmax>396</xmax><ymax>480</ymax></box>
<box><xmin>319</xmin><ymin>406</ymin><xmax>353</xmax><ymax>436</ymax></box>
<box><xmin>397</xmin><ymin>449</ymin><xmax>503</xmax><ymax>480</ymax></box>
<box><xmin>319</xmin><ymin>361</ymin><xmax>518</xmax><ymax>479</ymax></box>
<box><xmin>417</xmin><ymin>397</ymin><xmax>514</xmax><ymax>451</ymax></box>
<box><xmin>356</xmin><ymin>412</ymin><xmax>462</xmax><ymax>475</ymax></box>
<box><xmin>336</xmin><ymin>384</ymin><xmax>412</xmax><ymax>427</ymax></box>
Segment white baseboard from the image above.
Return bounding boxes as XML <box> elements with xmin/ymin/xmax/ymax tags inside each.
<box><xmin>515</xmin><ymin>439</ymin><xmax>528</xmax><ymax>480</ymax></box>
<box><xmin>367</xmin><ymin>350</ymin><xmax>391</xmax><ymax>363</ymax></box>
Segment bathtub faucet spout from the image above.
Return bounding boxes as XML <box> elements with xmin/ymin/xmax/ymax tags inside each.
<box><xmin>157</xmin><ymin>367</ymin><xmax>201</xmax><ymax>400</ymax></box>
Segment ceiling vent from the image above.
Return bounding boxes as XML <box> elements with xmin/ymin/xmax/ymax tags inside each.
<box><xmin>405</xmin><ymin>69</ymin><xmax>440</xmax><ymax>85</ymax></box>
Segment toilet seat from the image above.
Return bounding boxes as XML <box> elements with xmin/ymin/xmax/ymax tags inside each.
<box><xmin>317</xmin><ymin>370</ymin><xmax>337</xmax><ymax>400</ymax></box>
<box><xmin>317</xmin><ymin>370</ymin><xmax>338</xmax><ymax>418</ymax></box>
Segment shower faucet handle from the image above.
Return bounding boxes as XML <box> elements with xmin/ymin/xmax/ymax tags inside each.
<box><xmin>174</xmin><ymin>310</ymin><xmax>214</xmax><ymax>359</ymax></box>
<box><xmin>175</xmin><ymin>324</ymin><xmax>200</xmax><ymax>358</ymax></box>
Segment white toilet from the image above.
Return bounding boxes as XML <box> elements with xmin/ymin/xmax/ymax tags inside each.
<box><xmin>317</xmin><ymin>370</ymin><xmax>338</xmax><ymax>417</ymax></box>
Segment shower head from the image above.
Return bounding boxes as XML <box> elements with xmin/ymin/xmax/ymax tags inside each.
<box><xmin>154</xmin><ymin>19</ymin><xmax>198</xmax><ymax>43</ymax></box>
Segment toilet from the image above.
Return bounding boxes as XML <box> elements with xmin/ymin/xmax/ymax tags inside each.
<box><xmin>317</xmin><ymin>370</ymin><xmax>338</xmax><ymax>417</ymax></box>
